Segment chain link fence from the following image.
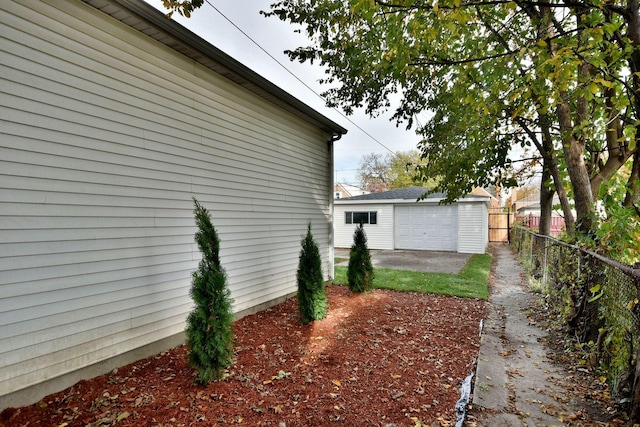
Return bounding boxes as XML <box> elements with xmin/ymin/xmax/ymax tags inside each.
<box><xmin>511</xmin><ymin>226</ymin><xmax>640</xmax><ymax>399</ymax></box>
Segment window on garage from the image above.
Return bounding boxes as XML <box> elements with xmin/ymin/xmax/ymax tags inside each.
<box><xmin>345</xmin><ymin>211</ymin><xmax>377</xmax><ymax>225</ymax></box>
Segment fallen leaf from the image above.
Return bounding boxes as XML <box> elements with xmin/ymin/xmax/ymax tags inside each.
<box><xmin>116</xmin><ymin>411</ymin><xmax>130</xmax><ymax>421</ymax></box>
<box><xmin>272</xmin><ymin>370</ymin><xmax>291</xmax><ymax>380</ymax></box>
<box><xmin>390</xmin><ymin>390</ymin><xmax>405</xmax><ymax>400</ymax></box>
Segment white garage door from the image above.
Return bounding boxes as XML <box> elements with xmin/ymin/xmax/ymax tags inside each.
<box><xmin>395</xmin><ymin>205</ymin><xmax>458</xmax><ymax>251</ymax></box>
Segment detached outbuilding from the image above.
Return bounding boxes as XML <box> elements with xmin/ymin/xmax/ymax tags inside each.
<box><xmin>0</xmin><ymin>0</ymin><xmax>346</xmax><ymax>410</ymax></box>
<box><xmin>334</xmin><ymin>187</ymin><xmax>490</xmax><ymax>254</ymax></box>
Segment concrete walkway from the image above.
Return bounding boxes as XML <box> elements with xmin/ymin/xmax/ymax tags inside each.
<box><xmin>469</xmin><ymin>244</ymin><xmax>583</xmax><ymax>426</ymax></box>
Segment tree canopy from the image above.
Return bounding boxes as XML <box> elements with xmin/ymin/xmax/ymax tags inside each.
<box><xmin>357</xmin><ymin>150</ymin><xmax>433</xmax><ymax>192</ymax></box>
<box><xmin>161</xmin><ymin>0</ymin><xmax>204</xmax><ymax>18</ymax></box>
<box><xmin>259</xmin><ymin>0</ymin><xmax>640</xmax><ymax>239</ymax></box>
<box><xmin>161</xmin><ymin>0</ymin><xmax>640</xmax><ymax>255</ymax></box>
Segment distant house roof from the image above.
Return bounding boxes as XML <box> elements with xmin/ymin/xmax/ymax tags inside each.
<box><xmin>82</xmin><ymin>0</ymin><xmax>347</xmax><ymax>136</ymax></box>
<box><xmin>517</xmin><ymin>203</ymin><xmax>540</xmax><ymax>214</ymax></box>
<box><xmin>471</xmin><ymin>187</ymin><xmax>500</xmax><ymax>208</ymax></box>
<box><xmin>335</xmin><ymin>183</ymin><xmax>369</xmax><ymax>198</ymax></box>
<box><xmin>336</xmin><ymin>186</ymin><xmax>489</xmax><ymax>202</ymax></box>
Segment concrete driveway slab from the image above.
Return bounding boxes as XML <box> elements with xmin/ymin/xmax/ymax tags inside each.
<box><xmin>334</xmin><ymin>249</ymin><xmax>472</xmax><ymax>274</ymax></box>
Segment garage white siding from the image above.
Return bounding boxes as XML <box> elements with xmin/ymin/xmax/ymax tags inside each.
<box><xmin>458</xmin><ymin>202</ymin><xmax>488</xmax><ymax>254</ymax></box>
<box><xmin>334</xmin><ymin>188</ymin><xmax>490</xmax><ymax>254</ymax></box>
<box><xmin>394</xmin><ymin>205</ymin><xmax>458</xmax><ymax>251</ymax></box>
<box><xmin>0</xmin><ymin>0</ymin><xmax>341</xmax><ymax>406</ymax></box>
<box><xmin>333</xmin><ymin>203</ymin><xmax>394</xmax><ymax>250</ymax></box>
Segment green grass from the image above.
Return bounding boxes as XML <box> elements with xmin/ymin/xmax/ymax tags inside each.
<box><xmin>332</xmin><ymin>253</ymin><xmax>491</xmax><ymax>299</ymax></box>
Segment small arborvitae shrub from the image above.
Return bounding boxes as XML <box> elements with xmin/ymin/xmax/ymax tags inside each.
<box><xmin>297</xmin><ymin>222</ymin><xmax>327</xmax><ymax>324</ymax></box>
<box><xmin>186</xmin><ymin>198</ymin><xmax>235</xmax><ymax>384</ymax></box>
<box><xmin>348</xmin><ymin>223</ymin><xmax>374</xmax><ymax>293</ymax></box>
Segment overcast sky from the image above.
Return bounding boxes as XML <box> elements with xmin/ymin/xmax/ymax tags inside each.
<box><xmin>143</xmin><ymin>0</ymin><xmax>424</xmax><ymax>185</ymax></box>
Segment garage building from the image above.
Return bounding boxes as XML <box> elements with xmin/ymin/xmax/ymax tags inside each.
<box><xmin>334</xmin><ymin>187</ymin><xmax>490</xmax><ymax>254</ymax></box>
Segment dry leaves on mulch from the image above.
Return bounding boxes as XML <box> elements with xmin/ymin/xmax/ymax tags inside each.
<box><xmin>1</xmin><ymin>285</ymin><xmax>484</xmax><ymax>427</ymax></box>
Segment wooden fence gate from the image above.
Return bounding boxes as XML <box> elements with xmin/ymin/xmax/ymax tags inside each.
<box><xmin>488</xmin><ymin>208</ymin><xmax>514</xmax><ymax>243</ymax></box>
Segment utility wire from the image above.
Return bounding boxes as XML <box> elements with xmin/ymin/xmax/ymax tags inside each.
<box><xmin>203</xmin><ymin>0</ymin><xmax>398</xmax><ymax>157</ymax></box>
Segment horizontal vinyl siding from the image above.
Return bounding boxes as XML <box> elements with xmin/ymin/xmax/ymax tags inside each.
<box><xmin>333</xmin><ymin>204</ymin><xmax>394</xmax><ymax>250</ymax></box>
<box><xmin>0</xmin><ymin>0</ymin><xmax>333</xmax><ymax>398</ymax></box>
<box><xmin>457</xmin><ymin>202</ymin><xmax>488</xmax><ymax>254</ymax></box>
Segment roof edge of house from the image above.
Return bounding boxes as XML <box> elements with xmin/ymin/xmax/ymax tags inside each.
<box><xmin>334</xmin><ymin>186</ymin><xmax>492</xmax><ymax>203</ymax></box>
<box><xmin>81</xmin><ymin>0</ymin><xmax>347</xmax><ymax>136</ymax></box>
<box><xmin>335</xmin><ymin>197</ymin><xmax>491</xmax><ymax>204</ymax></box>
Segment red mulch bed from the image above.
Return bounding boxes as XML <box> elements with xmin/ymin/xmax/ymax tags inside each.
<box><xmin>2</xmin><ymin>286</ymin><xmax>484</xmax><ymax>427</ymax></box>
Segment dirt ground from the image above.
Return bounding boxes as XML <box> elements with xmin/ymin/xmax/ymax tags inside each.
<box><xmin>1</xmin><ymin>286</ymin><xmax>484</xmax><ymax>427</ymax></box>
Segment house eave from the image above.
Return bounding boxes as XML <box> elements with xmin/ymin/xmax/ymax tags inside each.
<box><xmin>335</xmin><ymin>198</ymin><xmax>445</xmax><ymax>205</ymax></box>
<box><xmin>334</xmin><ymin>196</ymin><xmax>492</xmax><ymax>205</ymax></box>
<box><xmin>80</xmin><ymin>0</ymin><xmax>347</xmax><ymax>136</ymax></box>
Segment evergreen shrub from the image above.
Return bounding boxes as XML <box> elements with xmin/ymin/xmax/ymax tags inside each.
<box><xmin>186</xmin><ymin>198</ymin><xmax>235</xmax><ymax>384</ymax></box>
<box><xmin>297</xmin><ymin>223</ymin><xmax>327</xmax><ymax>324</ymax></box>
<box><xmin>348</xmin><ymin>223</ymin><xmax>374</xmax><ymax>293</ymax></box>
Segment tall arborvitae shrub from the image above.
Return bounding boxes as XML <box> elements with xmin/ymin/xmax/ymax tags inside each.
<box><xmin>297</xmin><ymin>223</ymin><xmax>327</xmax><ymax>324</ymax></box>
<box><xmin>348</xmin><ymin>223</ymin><xmax>374</xmax><ymax>293</ymax></box>
<box><xmin>186</xmin><ymin>198</ymin><xmax>234</xmax><ymax>384</ymax></box>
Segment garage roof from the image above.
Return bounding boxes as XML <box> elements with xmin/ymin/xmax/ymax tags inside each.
<box><xmin>336</xmin><ymin>186</ymin><xmax>489</xmax><ymax>202</ymax></box>
<box><xmin>81</xmin><ymin>0</ymin><xmax>348</xmax><ymax>136</ymax></box>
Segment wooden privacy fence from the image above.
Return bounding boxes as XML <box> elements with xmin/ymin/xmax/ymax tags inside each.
<box><xmin>488</xmin><ymin>209</ymin><xmax>567</xmax><ymax>242</ymax></box>
<box><xmin>488</xmin><ymin>208</ymin><xmax>515</xmax><ymax>243</ymax></box>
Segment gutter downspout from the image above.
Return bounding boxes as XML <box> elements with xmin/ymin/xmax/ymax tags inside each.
<box><xmin>328</xmin><ymin>133</ymin><xmax>343</xmax><ymax>281</ymax></box>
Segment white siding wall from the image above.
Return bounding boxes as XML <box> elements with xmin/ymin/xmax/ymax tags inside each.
<box><xmin>333</xmin><ymin>203</ymin><xmax>394</xmax><ymax>250</ymax></box>
<box><xmin>457</xmin><ymin>202</ymin><xmax>489</xmax><ymax>254</ymax></box>
<box><xmin>0</xmin><ymin>0</ymin><xmax>333</xmax><ymax>400</ymax></box>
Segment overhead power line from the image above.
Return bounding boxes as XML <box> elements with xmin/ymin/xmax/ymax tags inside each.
<box><xmin>203</xmin><ymin>0</ymin><xmax>398</xmax><ymax>157</ymax></box>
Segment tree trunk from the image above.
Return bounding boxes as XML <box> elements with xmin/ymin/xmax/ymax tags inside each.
<box><xmin>532</xmin><ymin>6</ymin><xmax>581</xmax><ymax>233</ymax></box>
<box><xmin>625</xmin><ymin>0</ymin><xmax>640</xmax><ymax>214</ymax></box>
<box><xmin>538</xmin><ymin>164</ymin><xmax>554</xmax><ymax>236</ymax></box>
<box><xmin>540</xmin><ymin>113</ymin><xmax>576</xmax><ymax>232</ymax></box>
<box><xmin>624</xmin><ymin>148</ymin><xmax>640</xmax><ymax>209</ymax></box>
<box><xmin>590</xmin><ymin>86</ymin><xmax>632</xmax><ymax>199</ymax></box>
<box><xmin>515</xmin><ymin>103</ymin><xmax>576</xmax><ymax>233</ymax></box>
<box><xmin>557</xmin><ymin>99</ymin><xmax>595</xmax><ymax>233</ymax></box>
